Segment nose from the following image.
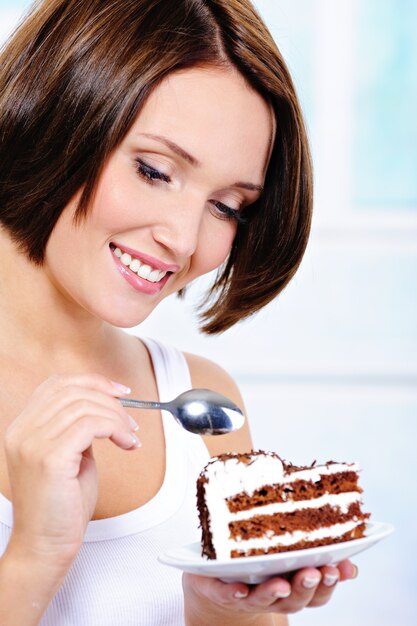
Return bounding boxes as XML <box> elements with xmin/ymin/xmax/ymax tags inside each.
<box><xmin>151</xmin><ymin>196</ymin><xmax>204</xmax><ymax>259</ymax></box>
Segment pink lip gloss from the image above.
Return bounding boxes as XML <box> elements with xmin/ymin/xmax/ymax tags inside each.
<box><xmin>111</xmin><ymin>242</ymin><xmax>179</xmax><ymax>273</ymax></box>
<box><xmin>110</xmin><ymin>247</ymin><xmax>171</xmax><ymax>295</ymax></box>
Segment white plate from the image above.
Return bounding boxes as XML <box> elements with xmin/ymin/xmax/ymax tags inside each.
<box><xmin>158</xmin><ymin>521</ymin><xmax>394</xmax><ymax>584</ymax></box>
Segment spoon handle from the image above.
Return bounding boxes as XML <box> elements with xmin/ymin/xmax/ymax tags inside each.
<box><xmin>118</xmin><ymin>397</ymin><xmax>166</xmax><ymax>411</ymax></box>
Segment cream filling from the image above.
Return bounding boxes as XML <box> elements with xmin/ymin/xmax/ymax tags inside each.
<box><xmin>112</xmin><ymin>246</ymin><xmax>167</xmax><ymax>283</ymax></box>
<box><xmin>230</xmin><ymin>491</ymin><xmax>362</xmax><ymax>520</ymax></box>
<box><xmin>222</xmin><ymin>520</ymin><xmax>361</xmax><ymax>557</ymax></box>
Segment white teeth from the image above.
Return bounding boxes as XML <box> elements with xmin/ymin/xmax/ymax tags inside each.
<box><xmin>112</xmin><ymin>246</ymin><xmax>168</xmax><ymax>283</ymax></box>
<box><xmin>129</xmin><ymin>258</ymin><xmax>141</xmax><ymax>272</ymax></box>
<box><xmin>120</xmin><ymin>253</ymin><xmax>132</xmax><ymax>266</ymax></box>
<box><xmin>137</xmin><ymin>264</ymin><xmax>152</xmax><ymax>280</ymax></box>
<box><xmin>148</xmin><ymin>269</ymin><xmax>161</xmax><ymax>282</ymax></box>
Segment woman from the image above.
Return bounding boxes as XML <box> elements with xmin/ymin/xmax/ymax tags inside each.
<box><xmin>0</xmin><ymin>1</ymin><xmax>357</xmax><ymax>624</ymax></box>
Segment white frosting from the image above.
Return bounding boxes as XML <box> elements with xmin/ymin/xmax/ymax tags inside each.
<box><xmin>221</xmin><ymin>520</ymin><xmax>361</xmax><ymax>558</ymax></box>
<box><xmin>202</xmin><ymin>454</ymin><xmax>361</xmax><ymax>560</ymax></box>
<box><xmin>203</xmin><ymin>454</ymin><xmax>359</xmax><ymax>499</ymax></box>
<box><xmin>230</xmin><ymin>491</ymin><xmax>362</xmax><ymax>520</ymax></box>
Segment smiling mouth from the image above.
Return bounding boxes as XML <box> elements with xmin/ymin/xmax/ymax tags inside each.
<box><xmin>110</xmin><ymin>244</ymin><xmax>171</xmax><ymax>283</ymax></box>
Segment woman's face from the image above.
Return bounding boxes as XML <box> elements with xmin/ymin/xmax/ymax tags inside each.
<box><xmin>45</xmin><ymin>66</ymin><xmax>273</xmax><ymax>327</ymax></box>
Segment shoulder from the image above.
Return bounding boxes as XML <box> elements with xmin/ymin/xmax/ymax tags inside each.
<box><xmin>183</xmin><ymin>352</ymin><xmax>253</xmax><ymax>458</ymax></box>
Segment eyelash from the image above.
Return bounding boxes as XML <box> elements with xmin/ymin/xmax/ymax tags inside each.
<box><xmin>135</xmin><ymin>158</ymin><xmax>247</xmax><ymax>225</ymax></box>
<box><xmin>209</xmin><ymin>200</ymin><xmax>247</xmax><ymax>224</ymax></box>
<box><xmin>135</xmin><ymin>158</ymin><xmax>171</xmax><ymax>184</ymax></box>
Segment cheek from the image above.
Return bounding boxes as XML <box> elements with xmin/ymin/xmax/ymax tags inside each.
<box><xmin>90</xmin><ymin>172</ymin><xmax>143</xmax><ymax>230</ymax></box>
<box><xmin>195</xmin><ymin>223</ymin><xmax>236</xmax><ymax>273</ymax></box>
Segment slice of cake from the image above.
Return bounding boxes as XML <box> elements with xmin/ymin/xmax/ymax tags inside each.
<box><xmin>197</xmin><ymin>450</ymin><xmax>370</xmax><ymax>559</ymax></box>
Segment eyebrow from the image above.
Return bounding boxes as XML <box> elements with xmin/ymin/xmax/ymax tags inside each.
<box><xmin>140</xmin><ymin>133</ymin><xmax>201</xmax><ymax>167</ymax></box>
<box><xmin>139</xmin><ymin>133</ymin><xmax>264</xmax><ymax>193</ymax></box>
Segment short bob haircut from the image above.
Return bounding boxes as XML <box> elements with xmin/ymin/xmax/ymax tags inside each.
<box><xmin>0</xmin><ymin>0</ymin><xmax>312</xmax><ymax>333</ymax></box>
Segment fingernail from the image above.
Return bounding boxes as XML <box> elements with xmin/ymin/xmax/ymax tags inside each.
<box><xmin>233</xmin><ymin>591</ymin><xmax>248</xmax><ymax>599</ymax></box>
<box><xmin>323</xmin><ymin>573</ymin><xmax>339</xmax><ymax>587</ymax></box>
<box><xmin>351</xmin><ymin>565</ymin><xmax>359</xmax><ymax>579</ymax></box>
<box><xmin>302</xmin><ymin>576</ymin><xmax>321</xmax><ymax>589</ymax></box>
<box><xmin>272</xmin><ymin>588</ymin><xmax>291</xmax><ymax>599</ymax></box>
<box><xmin>131</xmin><ymin>434</ymin><xmax>141</xmax><ymax>448</ymax></box>
<box><xmin>111</xmin><ymin>381</ymin><xmax>131</xmax><ymax>394</ymax></box>
<box><xmin>128</xmin><ymin>415</ymin><xmax>140</xmax><ymax>431</ymax></box>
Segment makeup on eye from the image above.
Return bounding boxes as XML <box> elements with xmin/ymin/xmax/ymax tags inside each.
<box><xmin>134</xmin><ymin>156</ymin><xmax>254</xmax><ymax>223</ymax></box>
<box><xmin>135</xmin><ymin>157</ymin><xmax>171</xmax><ymax>184</ymax></box>
<box><xmin>209</xmin><ymin>200</ymin><xmax>247</xmax><ymax>224</ymax></box>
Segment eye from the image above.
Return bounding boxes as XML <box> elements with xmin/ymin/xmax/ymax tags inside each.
<box><xmin>135</xmin><ymin>158</ymin><xmax>171</xmax><ymax>185</ymax></box>
<box><xmin>209</xmin><ymin>200</ymin><xmax>247</xmax><ymax>225</ymax></box>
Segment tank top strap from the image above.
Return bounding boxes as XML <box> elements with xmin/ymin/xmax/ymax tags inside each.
<box><xmin>141</xmin><ymin>337</ymin><xmax>192</xmax><ymax>402</ymax></box>
<box><xmin>141</xmin><ymin>337</ymin><xmax>210</xmax><ymax>473</ymax></box>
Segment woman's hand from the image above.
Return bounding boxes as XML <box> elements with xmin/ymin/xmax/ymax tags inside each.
<box><xmin>3</xmin><ymin>373</ymin><xmax>139</xmax><ymax>570</ymax></box>
<box><xmin>183</xmin><ymin>560</ymin><xmax>358</xmax><ymax>624</ymax></box>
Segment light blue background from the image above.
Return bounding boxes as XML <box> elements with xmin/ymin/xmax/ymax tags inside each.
<box><xmin>353</xmin><ymin>0</ymin><xmax>417</xmax><ymax>208</ymax></box>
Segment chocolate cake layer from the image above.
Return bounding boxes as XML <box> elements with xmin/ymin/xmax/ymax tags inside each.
<box><xmin>226</xmin><ymin>472</ymin><xmax>361</xmax><ymax>513</ymax></box>
<box><xmin>228</xmin><ymin>502</ymin><xmax>365</xmax><ymax>540</ymax></box>
<box><xmin>230</xmin><ymin>524</ymin><xmax>367</xmax><ymax>558</ymax></box>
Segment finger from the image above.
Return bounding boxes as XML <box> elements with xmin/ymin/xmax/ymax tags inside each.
<box><xmin>33</xmin><ymin>373</ymin><xmax>131</xmax><ymax>404</ymax></box>
<box><xmin>10</xmin><ymin>374</ymin><xmax>133</xmax><ymax>433</ymax></box>
<box><xmin>50</xmin><ymin>414</ymin><xmax>141</xmax><ymax>459</ymax></box>
<box><xmin>27</xmin><ymin>384</ymin><xmax>136</xmax><ymax>432</ymax></box>
<box><xmin>37</xmin><ymin>399</ymin><xmax>137</xmax><ymax>440</ymax></box>
<box><xmin>307</xmin><ymin>565</ymin><xmax>340</xmax><ymax>608</ymax></box>
<box><xmin>237</xmin><ymin>577</ymin><xmax>291</xmax><ymax>609</ymax></box>
<box><xmin>337</xmin><ymin>560</ymin><xmax>358</xmax><ymax>581</ymax></box>
<box><xmin>273</xmin><ymin>568</ymin><xmax>322</xmax><ymax>614</ymax></box>
<box><xmin>11</xmin><ymin>417</ymin><xmax>140</xmax><ymax>490</ymax></box>
<box><xmin>184</xmin><ymin>574</ymin><xmax>250</xmax><ymax>608</ymax></box>
<box><xmin>39</xmin><ymin>386</ymin><xmax>137</xmax><ymax>430</ymax></box>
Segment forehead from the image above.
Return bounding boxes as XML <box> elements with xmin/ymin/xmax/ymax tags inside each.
<box><xmin>128</xmin><ymin>65</ymin><xmax>274</xmax><ymax>179</ymax></box>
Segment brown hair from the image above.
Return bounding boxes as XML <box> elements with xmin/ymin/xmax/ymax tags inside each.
<box><xmin>0</xmin><ymin>0</ymin><xmax>312</xmax><ymax>333</ymax></box>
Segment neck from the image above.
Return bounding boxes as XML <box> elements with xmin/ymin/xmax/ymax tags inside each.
<box><xmin>0</xmin><ymin>229</ymin><xmax>115</xmax><ymax>372</ymax></box>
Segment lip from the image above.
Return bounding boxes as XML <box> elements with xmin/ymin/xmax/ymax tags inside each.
<box><xmin>110</xmin><ymin>247</ymin><xmax>172</xmax><ymax>295</ymax></box>
<box><xmin>110</xmin><ymin>241</ymin><xmax>180</xmax><ymax>273</ymax></box>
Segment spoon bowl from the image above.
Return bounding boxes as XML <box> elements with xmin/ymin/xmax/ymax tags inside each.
<box><xmin>118</xmin><ymin>388</ymin><xmax>245</xmax><ymax>436</ymax></box>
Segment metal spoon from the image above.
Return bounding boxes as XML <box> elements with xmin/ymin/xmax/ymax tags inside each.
<box><xmin>118</xmin><ymin>388</ymin><xmax>245</xmax><ymax>436</ymax></box>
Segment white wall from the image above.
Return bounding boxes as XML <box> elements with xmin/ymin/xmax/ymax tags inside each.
<box><xmin>2</xmin><ymin>1</ymin><xmax>416</xmax><ymax>624</ymax></box>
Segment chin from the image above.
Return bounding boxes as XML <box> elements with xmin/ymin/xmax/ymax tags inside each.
<box><xmin>94</xmin><ymin>301</ymin><xmax>156</xmax><ymax>329</ymax></box>
<box><xmin>103</xmin><ymin>311</ymin><xmax>153</xmax><ymax>329</ymax></box>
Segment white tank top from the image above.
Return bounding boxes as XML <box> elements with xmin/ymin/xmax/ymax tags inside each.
<box><xmin>0</xmin><ymin>338</ymin><xmax>210</xmax><ymax>625</ymax></box>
